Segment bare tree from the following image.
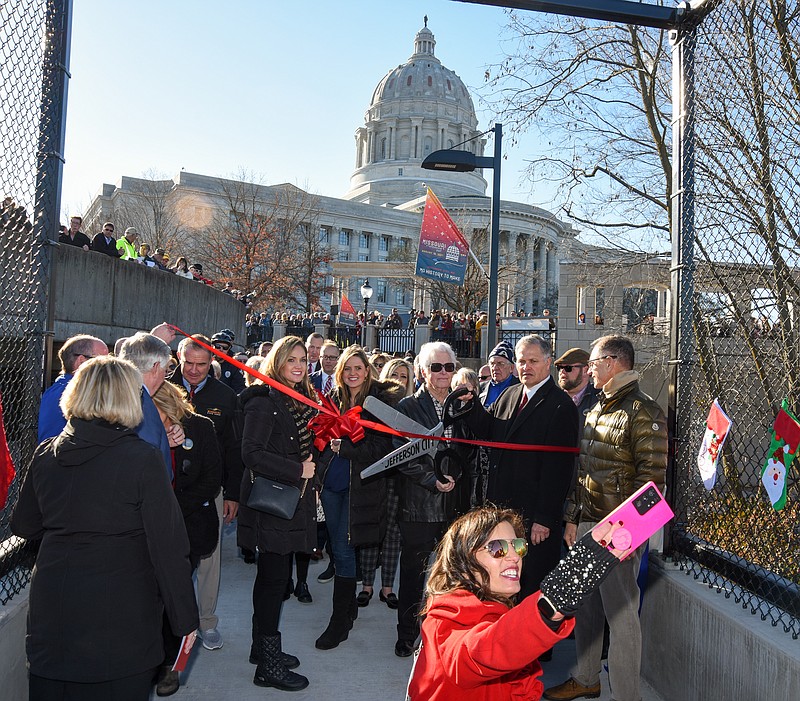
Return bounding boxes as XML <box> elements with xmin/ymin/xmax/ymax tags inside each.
<box><xmin>483</xmin><ymin>9</ymin><xmax>673</xmax><ymax>252</ymax></box>
<box><xmin>196</xmin><ymin>173</ymin><xmax>329</xmax><ymax>311</ymax></box>
<box><xmin>113</xmin><ymin>169</ymin><xmax>187</xmax><ymax>252</ymax></box>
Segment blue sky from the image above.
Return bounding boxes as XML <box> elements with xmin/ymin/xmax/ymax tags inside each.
<box><xmin>61</xmin><ymin>0</ymin><xmax>547</xmax><ymax>218</ymax></box>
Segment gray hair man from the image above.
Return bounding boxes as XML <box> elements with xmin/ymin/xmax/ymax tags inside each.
<box><xmin>119</xmin><ymin>332</ymin><xmax>184</xmax><ymax>477</ymax></box>
<box><xmin>545</xmin><ymin>335</ymin><xmax>667</xmax><ymax>701</ymax></box>
<box><xmin>169</xmin><ymin>333</ymin><xmax>243</xmax><ymax>651</ymax></box>
<box><xmin>462</xmin><ymin>334</ymin><xmax>579</xmax><ymax>603</ymax></box>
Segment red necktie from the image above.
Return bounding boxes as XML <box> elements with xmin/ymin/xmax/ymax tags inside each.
<box><xmin>309</xmin><ymin>363</ymin><xmax>314</xmax><ymax>374</ymax></box>
<box><xmin>189</xmin><ymin>384</ymin><xmax>197</xmax><ymax>400</ymax></box>
<box><xmin>517</xmin><ymin>392</ymin><xmax>529</xmax><ymax>415</ymax></box>
<box><xmin>324</xmin><ymin>375</ymin><xmax>333</xmax><ymax>394</ymax></box>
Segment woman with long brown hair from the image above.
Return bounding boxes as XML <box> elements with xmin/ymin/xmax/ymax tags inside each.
<box><xmin>239</xmin><ymin>336</ymin><xmax>318</xmax><ymax>692</ymax></box>
<box><xmin>315</xmin><ymin>345</ymin><xmax>404</xmax><ymax>650</ymax></box>
<box><xmin>408</xmin><ymin>506</ymin><xmax>627</xmax><ymax>701</ymax></box>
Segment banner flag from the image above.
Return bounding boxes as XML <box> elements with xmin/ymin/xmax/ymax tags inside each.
<box><xmin>415</xmin><ymin>188</ymin><xmax>469</xmax><ymax>286</ymax></box>
<box><xmin>696</xmin><ymin>398</ymin><xmax>731</xmax><ymax>490</ymax></box>
<box><xmin>761</xmin><ymin>399</ymin><xmax>800</xmax><ymax>511</ymax></box>
<box><xmin>339</xmin><ymin>294</ymin><xmax>357</xmax><ymax>324</ymax></box>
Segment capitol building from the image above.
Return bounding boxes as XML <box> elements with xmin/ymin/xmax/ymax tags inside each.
<box><xmin>84</xmin><ymin>21</ymin><xmax>575</xmax><ymax>317</ymax></box>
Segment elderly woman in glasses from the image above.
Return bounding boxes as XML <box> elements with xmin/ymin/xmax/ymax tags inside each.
<box><xmin>392</xmin><ymin>341</ymin><xmax>474</xmax><ymax>658</ymax></box>
<box><xmin>408</xmin><ymin>505</ymin><xmax>626</xmax><ymax>701</ymax></box>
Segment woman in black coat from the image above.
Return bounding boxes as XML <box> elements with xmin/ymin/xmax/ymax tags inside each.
<box><xmin>315</xmin><ymin>345</ymin><xmax>405</xmax><ymax>650</ymax></box>
<box><xmin>238</xmin><ymin>336</ymin><xmax>318</xmax><ymax>692</ymax></box>
<box><xmin>152</xmin><ymin>381</ymin><xmax>222</xmax><ymax>695</ymax></box>
<box><xmin>11</xmin><ymin>356</ymin><xmax>197</xmax><ymax>701</ymax></box>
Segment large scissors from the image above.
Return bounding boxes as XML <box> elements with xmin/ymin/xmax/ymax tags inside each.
<box><xmin>359</xmin><ymin>396</ymin><xmax>443</xmax><ymax>479</ymax></box>
<box><xmin>359</xmin><ymin>389</ymin><xmax>474</xmax><ymax>480</ymax></box>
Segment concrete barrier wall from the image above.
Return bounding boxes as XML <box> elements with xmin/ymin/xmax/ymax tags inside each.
<box><xmin>52</xmin><ymin>245</ymin><xmax>246</xmax><ymax>347</ymax></box>
<box><xmin>0</xmin><ymin>588</ymin><xmax>29</xmax><ymax>701</ymax></box>
<box><xmin>642</xmin><ymin>557</ymin><xmax>800</xmax><ymax>700</ymax></box>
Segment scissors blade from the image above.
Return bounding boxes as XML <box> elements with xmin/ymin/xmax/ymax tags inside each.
<box><xmin>359</xmin><ymin>422</ymin><xmax>444</xmax><ymax>479</ymax></box>
<box><xmin>363</xmin><ymin>396</ymin><xmax>431</xmax><ymax>436</ymax></box>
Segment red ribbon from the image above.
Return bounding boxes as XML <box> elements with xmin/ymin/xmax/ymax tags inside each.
<box><xmin>309</xmin><ymin>394</ymin><xmax>365</xmax><ymax>452</ymax></box>
<box><xmin>168</xmin><ymin>325</ymin><xmax>578</xmax><ymax>455</ymax></box>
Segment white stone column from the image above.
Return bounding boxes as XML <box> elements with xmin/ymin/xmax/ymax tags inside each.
<box><xmin>537</xmin><ymin>238</ymin><xmax>547</xmax><ymax>311</ymax></box>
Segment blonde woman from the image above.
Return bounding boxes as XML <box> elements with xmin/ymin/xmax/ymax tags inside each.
<box><xmin>12</xmin><ymin>356</ymin><xmax>197</xmax><ymax>701</ymax></box>
<box><xmin>381</xmin><ymin>358</ymin><xmax>415</xmax><ymax>397</ymax></box>
<box><xmin>350</xmin><ymin>357</ymin><xmax>416</xmax><ymax>611</ymax></box>
<box><xmin>151</xmin><ymin>381</ymin><xmax>221</xmax><ymax>695</ymax></box>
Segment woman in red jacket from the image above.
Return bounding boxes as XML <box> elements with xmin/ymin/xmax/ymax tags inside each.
<box><xmin>408</xmin><ymin>506</ymin><xmax>625</xmax><ymax>701</ymax></box>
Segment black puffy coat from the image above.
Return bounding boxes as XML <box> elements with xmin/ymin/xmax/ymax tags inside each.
<box><xmin>395</xmin><ymin>386</ymin><xmax>475</xmax><ymax>523</ymax></box>
<box><xmin>318</xmin><ymin>379</ymin><xmax>405</xmax><ymax>547</ymax></box>
<box><xmin>238</xmin><ymin>384</ymin><xmax>317</xmax><ymax>555</ymax></box>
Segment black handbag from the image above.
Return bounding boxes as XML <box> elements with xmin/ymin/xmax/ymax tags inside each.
<box><xmin>246</xmin><ymin>470</ymin><xmax>307</xmax><ymax>520</ymax></box>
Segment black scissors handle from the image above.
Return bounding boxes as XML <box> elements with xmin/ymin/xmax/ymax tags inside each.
<box><xmin>442</xmin><ymin>386</ymin><xmax>473</xmax><ymax>428</ymax></box>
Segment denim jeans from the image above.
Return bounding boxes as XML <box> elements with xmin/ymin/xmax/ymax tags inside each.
<box><xmin>573</xmin><ymin>521</ymin><xmax>645</xmax><ymax>701</ymax></box>
<box><xmin>320</xmin><ymin>489</ymin><xmax>356</xmax><ymax>577</ymax></box>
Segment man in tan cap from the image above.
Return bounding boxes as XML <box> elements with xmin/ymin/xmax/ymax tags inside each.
<box><xmin>554</xmin><ymin>347</ymin><xmax>600</xmax><ymax>433</ymax></box>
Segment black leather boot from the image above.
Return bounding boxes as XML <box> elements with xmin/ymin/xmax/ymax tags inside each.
<box><xmin>315</xmin><ymin>576</ymin><xmax>356</xmax><ymax>650</ymax></box>
<box><xmin>253</xmin><ymin>634</ymin><xmax>308</xmax><ymax>691</ymax></box>
<box><xmin>249</xmin><ymin>618</ymin><xmax>299</xmax><ymax>670</ymax></box>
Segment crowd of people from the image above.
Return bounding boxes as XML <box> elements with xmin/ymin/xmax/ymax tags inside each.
<box><xmin>57</xmin><ymin>216</ymin><xmax>254</xmax><ymax>303</ymax></box>
<box><xmin>14</xmin><ymin>321</ymin><xmax>667</xmax><ymax>701</ymax></box>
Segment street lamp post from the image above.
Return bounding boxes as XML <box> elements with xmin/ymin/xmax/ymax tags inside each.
<box><xmin>360</xmin><ymin>278</ymin><xmax>373</xmax><ymax>348</ymax></box>
<box><xmin>421</xmin><ymin>123</ymin><xmax>502</xmax><ymax>351</ymax></box>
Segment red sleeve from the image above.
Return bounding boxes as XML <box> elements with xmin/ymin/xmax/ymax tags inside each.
<box><xmin>432</xmin><ymin>594</ymin><xmax>573</xmax><ymax>689</ymax></box>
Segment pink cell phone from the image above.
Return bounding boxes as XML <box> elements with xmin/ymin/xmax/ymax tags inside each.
<box><xmin>589</xmin><ymin>481</ymin><xmax>674</xmax><ymax>559</ymax></box>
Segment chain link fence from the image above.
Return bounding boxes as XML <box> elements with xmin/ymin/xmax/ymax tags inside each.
<box><xmin>0</xmin><ymin>0</ymin><xmax>67</xmax><ymax>604</ymax></box>
<box><xmin>668</xmin><ymin>1</ymin><xmax>800</xmax><ymax>639</ymax></box>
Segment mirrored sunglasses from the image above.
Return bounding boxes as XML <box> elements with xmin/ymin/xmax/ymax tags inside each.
<box><xmin>483</xmin><ymin>538</ymin><xmax>528</xmax><ymax>559</ymax></box>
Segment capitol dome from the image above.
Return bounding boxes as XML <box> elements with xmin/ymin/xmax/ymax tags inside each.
<box><xmin>344</xmin><ymin>19</ymin><xmax>488</xmax><ymax>206</ymax></box>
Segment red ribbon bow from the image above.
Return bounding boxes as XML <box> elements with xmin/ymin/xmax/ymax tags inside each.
<box><xmin>309</xmin><ymin>393</ymin><xmax>365</xmax><ymax>452</ymax></box>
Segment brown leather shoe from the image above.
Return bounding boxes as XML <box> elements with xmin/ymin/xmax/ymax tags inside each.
<box><xmin>542</xmin><ymin>678</ymin><xmax>601</xmax><ymax>700</ymax></box>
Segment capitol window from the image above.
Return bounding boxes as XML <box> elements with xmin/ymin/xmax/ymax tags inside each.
<box><xmin>339</xmin><ymin>230</ymin><xmax>351</xmax><ymax>246</ymax></box>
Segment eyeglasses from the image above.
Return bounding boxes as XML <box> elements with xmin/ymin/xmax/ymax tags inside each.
<box><xmin>322</xmin><ymin>355</ymin><xmax>339</xmax><ymax>361</ymax></box>
<box><xmin>587</xmin><ymin>355</ymin><xmax>617</xmax><ymax>368</ymax></box>
<box><xmin>479</xmin><ymin>375</ymin><xmax>490</xmax><ymax>381</ymax></box>
<box><xmin>213</xmin><ymin>343</ymin><xmax>231</xmax><ymax>350</ymax></box>
<box><xmin>374</xmin><ymin>362</ymin><xmax>385</xmax><ymax>369</ymax></box>
<box><xmin>482</xmin><ymin>538</ymin><xmax>528</xmax><ymax>559</ymax></box>
<box><xmin>428</xmin><ymin>362</ymin><xmax>456</xmax><ymax>373</ymax></box>
<box><xmin>556</xmin><ymin>364</ymin><xmax>584</xmax><ymax>373</ymax></box>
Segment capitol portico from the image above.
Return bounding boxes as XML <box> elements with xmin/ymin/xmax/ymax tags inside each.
<box><xmin>83</xmin><ymin>21</ymin><xmax>574</xmax><ymax>317</ymax></box>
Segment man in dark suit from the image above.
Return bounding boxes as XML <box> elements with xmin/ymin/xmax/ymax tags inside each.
<box><xmin>305</xmin><ymin>332</ymin><xmax>324</xmax><ymax>374</ymax></box>
<box><xmin>461</xmin><ymin>334</ymin><xmax>578</xmax><ymax>601</ymax></box>
<box><xmin>169</xmin><ymin>333</ymin><xmax>243</xmax><ymax>651</ymax></box>
<box><xmin>91</xmin><ymin>222</ymin><xmax>123</xmax><ymax>257</ymax></box>
<box><xmin>310</xmin><ymin>340</ymin><xmax>339</xmax><ymax>394</ymax></box>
